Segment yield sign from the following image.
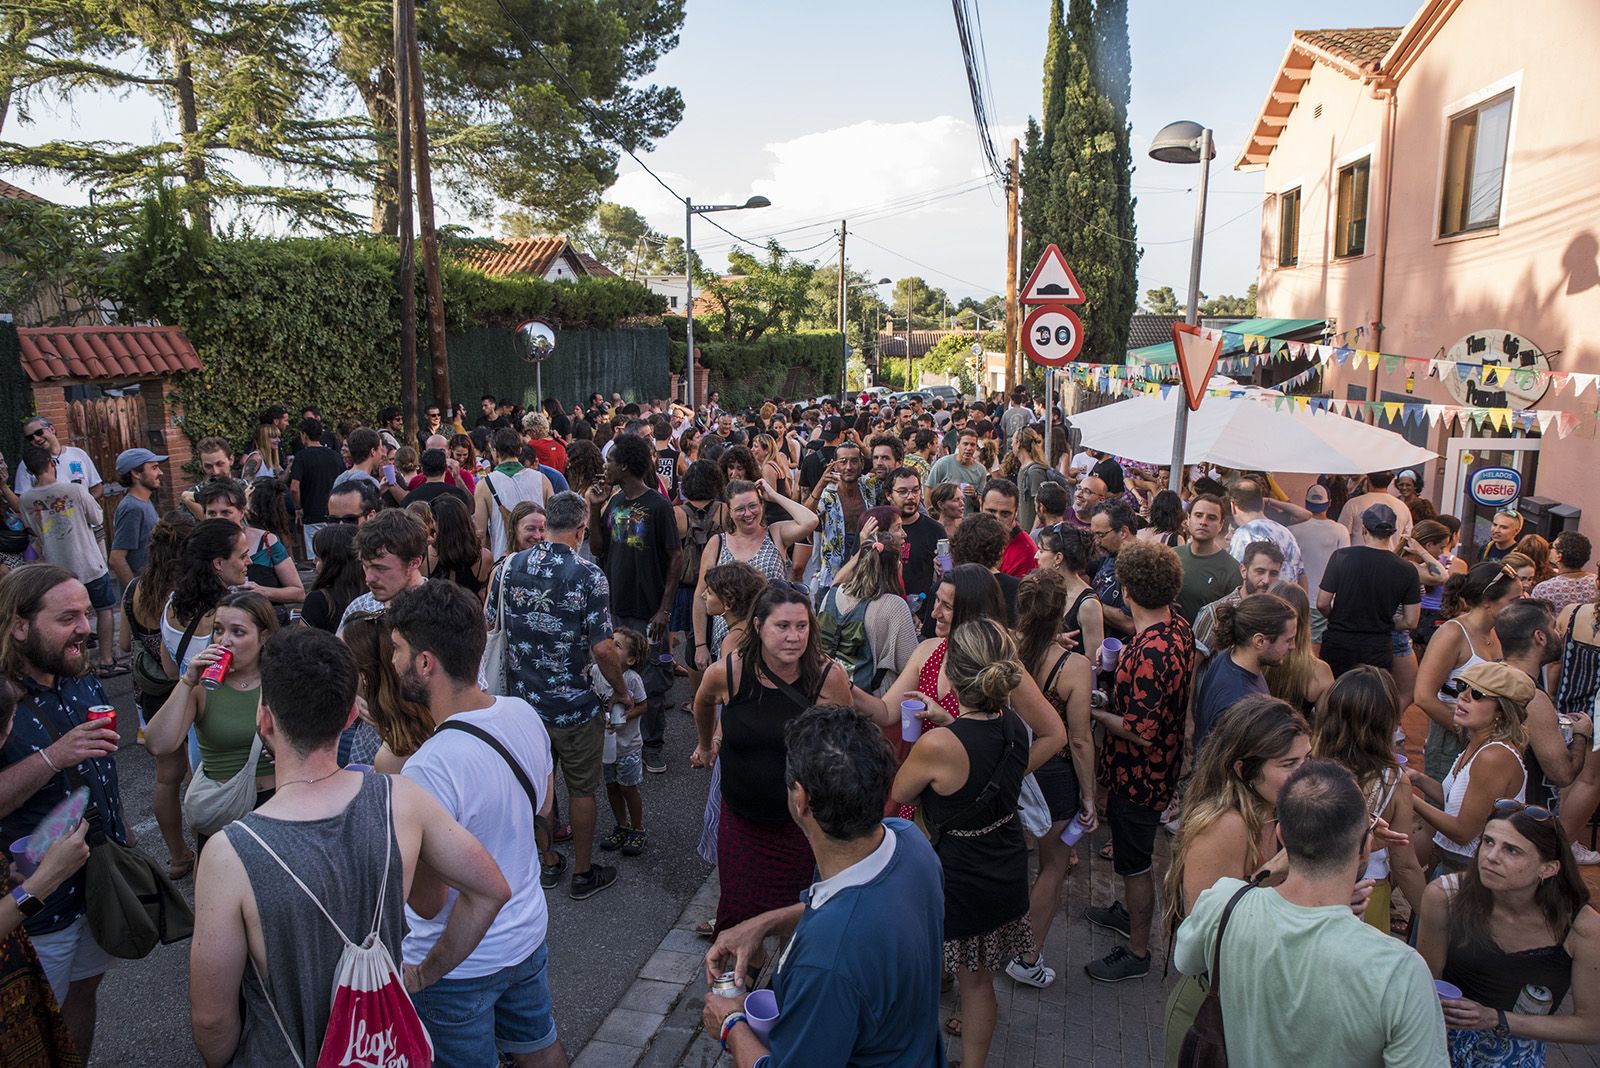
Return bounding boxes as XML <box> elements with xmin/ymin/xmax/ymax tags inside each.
<box><xmin>1171</xmin><ymin>322</ymin><xmax>1227</xmax><ymax>411</ymax></box>
<box><xmin>1021</xmin><ymin>243</ymin><xmax>1086</xmax><ymax>305</ymax></box>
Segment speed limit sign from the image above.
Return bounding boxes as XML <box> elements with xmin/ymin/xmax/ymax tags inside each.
<box><xmin>1022</xmin><ymin>305</ymin><xmax>1084</xmax><ymax>367</ymax></box>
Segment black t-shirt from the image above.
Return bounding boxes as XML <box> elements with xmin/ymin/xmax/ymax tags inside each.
<box><xmin>901</xmin><ymin>511</ymin><xmax>942</xmax><ymax>617</ymax></box>
<box><xmin>288</xmin><ymin>445</ymin><xmax>345</xmax><ymax>523</ymax></box>
<box><xmin>799</xmin><ymin>442</ymin><xmax>837</xmax><ymax>494</ymax></box>
<box><xmin>655</xmin><ymin>447</ymin><xmax>680</xmax><ymax>500</ymax></box>
<box><xmin>995</xmin><ymin>572</ymin><xmax>1021</xmax><ymax>628</ymax></box>
<box><xmin>597</xmin><ymin>487</ymin><xmax>682</xmax><ymax>620</ymax></box>
<box><xmin>300</xmin><ymin>588</ymin><xmax>339</xmax><ymax>632</ymax></box>
<box><xmin>402</xmin><ymin>480</ymin><xmax>473</xmax><ymax>509</ymax></box>
<box><xmin>1319</xmin><ymin>545</ymin><xmax>1421</xmax><ymax>650</ymax></box>
<box><xmin>1091</xmin><ymin>456</ymin><xmax>1126</xmax><ymax>495</ymax></box>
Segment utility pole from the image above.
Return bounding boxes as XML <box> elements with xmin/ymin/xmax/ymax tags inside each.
<box><xmin>837</xmin><ymin>220</ymin><xmax>848</xmax><ymax>400</ymax></box>
<box><xmin>394</xmin><ymin>0</ymin><xmax>417</xmax><ymax>440</ymax></box>
<box><xmin>406</xmin><ymin>6</ymin><xmax>449</xmax><ymax>418</ymax></box>
<box><xmin>1005</xmin><ymin>137</ymin><xmax>1020</xmax><ymax>395</ymax></box>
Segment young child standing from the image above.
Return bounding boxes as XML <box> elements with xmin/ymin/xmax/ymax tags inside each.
<box><xmin>593</xmin><ymin>627</ymin><xmax>650</xmax><ymax>855</ymax></box>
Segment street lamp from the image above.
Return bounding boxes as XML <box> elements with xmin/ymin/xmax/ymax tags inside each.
<box><xmin>684</xmin><ymin>194</ymin><xmax>771</xmax><ymax>412</ymax></box>
<box><xmin>1147</xmin><ymin>120</ymin><xmax>1215</xmax><ymax>492</ymax></box>
<box><xmin>842</xmin><ymin>277</ymin><xmax>891</xmax><ymax>397</ymax></box>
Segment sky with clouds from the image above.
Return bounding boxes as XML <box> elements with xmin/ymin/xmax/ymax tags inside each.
<box><xmin>9</xmin><ymin>0</ymin><xmax>1419</xmax><ymax>306</ymax></box>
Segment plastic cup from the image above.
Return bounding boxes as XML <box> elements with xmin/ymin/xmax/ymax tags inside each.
<box><xmin>344</xmin><ymin>763</ymin><xmax>373</xmax><ymax>774</ymax></box>
<box><xmin>1097</xmin><ymin>638</ymin><xmax>1123</xmax><ymax>674</ymax></box>
<box><xmin>744</xmin><ymin>989</ymin><xmax>779</xmax><ymax>1044</ymax></box>
<box><xmin>9</xmin><ymin>836</ymin><xmax>37</xmax><ymax>877</ymax></box>
<box><xmin>900</xmin><ymin>699</ymin><xmax>925</xmax><ymax>743</ymax></box>
<box><xmin>1434</xmin><ymin>980</ymin><xmax>1462</xmax><ymax>1000</ymax></box>
<box><xmin>1060</xmin><ymin>818</ymin><xmax>1087</xmax><ymax>847</ymax></box>
<box><xmin>1395</xmin><ymin>753</ymin><xmax>1408</xmax><ymax>767</ymax></box>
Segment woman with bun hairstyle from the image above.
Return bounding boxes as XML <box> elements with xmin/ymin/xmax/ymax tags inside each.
<box><xmin>1413</xmin><ymin>560</ymin><xmax>1520</xmax><ymax>779</ymax></box>
<box><xmin>891</xmin><ymin>619</ymin><xmax>1066</xmax><ymax>1068</ymax></box>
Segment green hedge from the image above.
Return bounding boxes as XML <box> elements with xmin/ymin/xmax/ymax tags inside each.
<box><xmin>111</xmin><ymin>221</ymin><xmax>666</xmax><ymax>446</ymax></box>
<box><xmin>698</xmin><ymin>331</ymin><xmax>843</xmax><ymax>408</ymax></box>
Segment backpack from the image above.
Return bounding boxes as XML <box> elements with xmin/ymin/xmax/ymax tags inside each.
<box><xmin>817</xmin><ymin>587</ymin><xmax>878</xmax><ymax>692</ymax></box>
<box><xmin>676</xmin><ymin>500</ymin><xmax>726</xmax><ymax>586</ymax></box>
<box><xmin>234</xmin><ymin>777</ymin><xmax>433</xmax><ymax>1068</ymax></box>
<box><xmin>1025</xmin><ymin>461</ymin><xmax>1070</xmax><ymax>491</ymax></box>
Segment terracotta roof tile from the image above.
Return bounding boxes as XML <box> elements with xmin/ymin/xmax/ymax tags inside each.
<box><xmin>18</xmin><ymin>326</ymin><xmax>202</xmax><ymax>384</ymax></box>
<box><xmin>576</xmin><ymin>252</ymin><xmax>617</xmax><ymax>278</ymax></box>
<box><xmin>463</xmin><ymin>236</ymin><xmax>571</xmax><ymax>278</ymax></box>
<box><xmin>1293</xmin><ymin>27</ymin><xmax>1402</xmax><ymax>69</ymax></box>
<box><xmin>0</xmin><ymin>178</ymin><xmax>49</xmax><ymax>204</ymax></box>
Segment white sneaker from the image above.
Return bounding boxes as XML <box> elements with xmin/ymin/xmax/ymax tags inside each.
<box><xmin>1005</xmin><ymin>953</ymin><xmax>1056</xmax><ymax>988</ymax></box>
<box><xmin>1569</xmin><ymin>842</ymin><xmax>1600</xmax><ymax>866</ymax></box>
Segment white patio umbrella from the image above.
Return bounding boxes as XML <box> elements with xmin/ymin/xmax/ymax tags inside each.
<box><xmin>1065</xmin><ymin>391</ymin><xmax>1435</xmax><ymax>473</ymax></box>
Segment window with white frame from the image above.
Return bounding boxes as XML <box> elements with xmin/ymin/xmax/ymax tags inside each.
<box><xmin>1440</xmin><ymin>90</ymin><xmax>1513</xmax><ymax>237</ymax></box>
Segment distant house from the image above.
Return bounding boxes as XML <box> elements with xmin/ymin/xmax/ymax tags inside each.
<box><xmin>462</xmin><ymin>236</ymin><xmax>615</xmax><ymax>282</ymax></box>
<box><xmin>640</xmin><ymin>273</ymin><xmax>689</xmax><ymax>313</ymax></box>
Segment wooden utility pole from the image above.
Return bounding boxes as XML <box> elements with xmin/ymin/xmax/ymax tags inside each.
<box><xmin>837</xmin><ymin>219</ymin><xmax>848</xmax><ymax>399</ymax></box>
<box><xmin>394</xmin><ymin>0</ymin><xmax>417</xmax><ymax>439</ymax></box>
<box><xmin>407</xmin><ymin>13</ymin><xmax>450</xmax><ymax>418</ymax></box>
<box><xmin>1004</xmin><ymin>137</ymin><xmax>1020</xmax><ymax>394</ymax></box>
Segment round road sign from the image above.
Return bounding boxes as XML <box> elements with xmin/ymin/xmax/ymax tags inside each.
<box><xmin>1022</xmin><ymin>305</ymin><xmax>1084</xmax><ymax>367</ymax></box>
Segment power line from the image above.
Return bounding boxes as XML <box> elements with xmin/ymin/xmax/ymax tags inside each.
<box><xmin>950</xmin><ymin>0</ymin><xmax>1009</xmax><ymax>186</ymax></box>
<box><xmin>850</xmin><ymin>232</ymin><xmax>1002</xmax><ymax>296</ymax></box>
<box><xmin>690</xmin><ymin>180</ymin><xmax>996</xmax><ymax>253</ymax></box>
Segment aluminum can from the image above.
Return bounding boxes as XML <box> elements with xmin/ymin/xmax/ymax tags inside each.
<box><xmin>711</xmin><ymin>972</ymin><xmax>747</xmax><ymax>998</ymax></box>
<box><xmin>200</xmin><ymin>646</ymin><xmax>234</xmax><ymax>690</ymax></box>
<box><xmin>1514</xmin><ymin>984</ymin><xmax>1554</xmax><ymax>1016</ymax></box>
<box><xmin>86</xmin><ymin>705</ymin><xmax>117</xmax><ymax>734</ymax></box>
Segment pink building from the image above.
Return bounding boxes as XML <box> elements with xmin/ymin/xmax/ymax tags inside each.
<box><xmin>1239</xmin><ymin>2</ymin><xmax>1600</xmax><ymax>552</ymax></box>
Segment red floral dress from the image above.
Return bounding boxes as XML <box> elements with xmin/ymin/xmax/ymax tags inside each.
<box><xmin>897</xmin><ymin>639</ymin><xmax>965</xmax><ymax>820</ymax></box>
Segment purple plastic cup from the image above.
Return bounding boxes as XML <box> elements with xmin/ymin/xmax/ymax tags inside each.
<box><xmin>1060</xmin><ymin>817</ymin><xmax>1087</xmax><ymax>847</ymax></box>
<box><xmin>744</xmin><ymin>989</ymin><xmax>779</xmax><ymax>1043</ymax></box>
<box><xmin>1097</xmin><ymin>637</ymin><xmax>1123</xmax><ymax>674</ymax></box>
<box><xmin>900</xmin><ymin>699</ymin><xmax>925</xmax><ymax>744</ymax></box>
<box><xmin>9</xmin><ymin>836</ymin><xmax>37</xmax><ymax>877</ymax></box>
<box><xmin>1434</xmin><ymin>980</ymin><xmax>1462</xmax><ymax>1000</ymax></box>
<box><xmin>1395</xmin><ymin>753</ymin><xmax>1408</xmax><ymax>767</ymax></box>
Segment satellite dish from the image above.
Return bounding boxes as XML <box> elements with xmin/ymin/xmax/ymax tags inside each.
<box><xmin>513</xmin><ymin>320</ymin><xmax>556</xmax><ymax>363</ymax></box>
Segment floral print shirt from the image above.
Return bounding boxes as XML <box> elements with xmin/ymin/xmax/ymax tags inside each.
<box><xmin>1097</xmin><ymin>614</ymin><xmax>1195</xmax><ymax>810</ymax></box>
<box><xmin>486</xmin><ymin>541</ymin><xmax>613</xmax><ymax>728</ymax></box>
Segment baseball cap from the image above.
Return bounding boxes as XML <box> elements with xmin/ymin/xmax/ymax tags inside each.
<box><xmin>1361</xmin><ymin>503</ymin><xmax>1398</xmax><ymax>535</ymax></box>
<box><xmin>115</xmin><ymin>447</ymin><xmax>168</xmax><ymax>475</ymax></box>
<box><xmin>822</xmin><ymin>416</ymin><xmax>844</xmax><ymax>438</ymax></box>
<box><xmin>1304</xmin><ymin>485</ymin><xmax>1330</xmax><ymax>512</ymax></box>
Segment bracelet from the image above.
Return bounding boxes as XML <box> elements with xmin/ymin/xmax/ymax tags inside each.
<box><xmin>719</xmin><ymin>1011</ymin><xmax>748</xmax><ymax>1049</ymax></box>
<box><xmin>38</xmin><ymin>748</ymin><xmax>59</xmax><ymax>773</ymax></box>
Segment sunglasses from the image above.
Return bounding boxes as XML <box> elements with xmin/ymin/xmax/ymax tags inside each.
<box><xmin>25</xmin><ymin>424</ymin><xmax>50</xmax><ymax>440</ymax></box>
<box><xmin>1442</xmin><ymin>680</ymin><xmax>1492</xmax><ymax>702</ymax></box>
<box><xmin>1492</xmin><ymin>798</ymin><xmax>1555</xmax><ymax>823</ymax></box>
<box><xmin>768</xmin><ymin>579</ymin><xmax>811</xmax><ymax>596</ymax></box>
<box><xmin>328</xmin><ymin>513</ymin><xmax>370</xmax><ymax>525</ymax></box>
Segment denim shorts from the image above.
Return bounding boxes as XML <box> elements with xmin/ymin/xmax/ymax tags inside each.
<box><xmin>1391</xmin><ymin>629</ymin><xmax>1414</xmax><ymax>657</ymax></box>
<box><xmin>83</xmin><ymin>572</ymin><xmax>116</xmax><ymax>611</ymax></box>
<box><xmin>30</xmin><ymin>914</ymin><xmax>114</xmax><ymax>1003</ymax></box>
<box><xmin>604</xmin><ymin>745</ymin><xmax>644</xmax><ymax>787</ymax></box>
<box><xmin>410</xmin><ymin>941</ymin><xmax>558</xmax><ymax>1063</ymax></box>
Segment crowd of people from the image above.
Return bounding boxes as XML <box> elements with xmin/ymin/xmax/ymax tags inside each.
<box><xmin>0</xmin><ymin>385</ymin><xmax>1598</xmax><ymax>1067</ymax></box>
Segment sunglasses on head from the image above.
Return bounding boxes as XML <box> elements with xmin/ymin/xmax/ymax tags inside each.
<box><xmin>1492</xmin><ymin>798</ymin><xmax>1555</xmax><ymax>823</ymax></box>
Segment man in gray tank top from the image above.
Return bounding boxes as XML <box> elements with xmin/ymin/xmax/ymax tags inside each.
<box><xmin>189</xmin><ymin>627</ymin><xmax>510</xmax><ymax>1066</ymax></box>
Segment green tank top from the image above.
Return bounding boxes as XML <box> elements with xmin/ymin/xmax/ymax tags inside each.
<box><xmin>197</xmin><ymin>684</ymin><xmax>274</xmax><ymax>782</ymax></box>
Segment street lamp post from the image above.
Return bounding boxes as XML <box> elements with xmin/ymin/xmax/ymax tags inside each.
<box><xmin>1148</xmin><ymin>120</ymin><xmax>1215</xmax><ymax>493</ymax></box>
<box><xmin>684</xmin><ymin>195</ymin><xmax>771</xmax><ymax>413</ymax></box>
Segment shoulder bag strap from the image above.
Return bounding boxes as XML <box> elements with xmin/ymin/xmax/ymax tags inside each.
<box><xmin>436</xmin><ymin>720</ymin><xmax>539</xmax><ymax>818</ymax></box>
<box><xmin>173</xmin><ymin>611</ymin><xmax>203</xmax><ymax>672</ymax></box>
<box><xmin>1207</xmin><ymin>879</ymin><xmax>1260</xmax><ymax>998</ymax></box>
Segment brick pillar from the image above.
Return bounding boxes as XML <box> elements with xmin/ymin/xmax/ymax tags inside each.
<box><xmin>30</xmin><ymin>384</ymin><xmax>69</xmax><ymax>437</ymax></box>
<box><xmin>145</xmin><ymin>380</ymin><xmax>192</xmax><ymax>513</ymax></box>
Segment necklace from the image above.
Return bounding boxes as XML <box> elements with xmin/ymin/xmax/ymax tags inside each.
<box><xmin>276</xmin><ymin>767</ymin><xmax>343</xmax><ymax>790</ymax></box>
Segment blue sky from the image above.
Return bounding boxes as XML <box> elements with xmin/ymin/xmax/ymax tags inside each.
<box><xmin>9</xmin><ymin>0</ymin><xmax>1420</xmax><ymax>306</ymax></box>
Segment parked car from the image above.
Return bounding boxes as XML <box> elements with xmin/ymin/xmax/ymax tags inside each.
<box><xmin>888</xmin><ymin>390</ymin><xmax>933</xmax><ymax>406</ymax></box>
<box><xmin>924</xmin><ymin>384</ymin><xmax>961</xmax><ymax>404</ymax></box>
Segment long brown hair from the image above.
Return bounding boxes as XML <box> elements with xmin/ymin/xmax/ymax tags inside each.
<box><xmin>736</xmin><ymin>584</ymin><xmax>828</xmax><ymax>699</ymax></box>
<box><xmin>133</xmin><ymin>510</ymin><xmax>196</xmax><ymax>623</ymax></box>
<box><xmin>342</xmin><ymin>613</ymin><xmax>434</xmax><ymax>759</ymax></box>
<box><xmin>1450</xmin><ymin>808</ymin><xmax>1591</xmax><ymax>952</ymax></box>
<box><xmin>0</xmin><ymin>565</ymin><xmax>77</xmax><ymax>678</ymax></box>
<box><xmin>1015</xmin><ymin>568</ymin><xmax>1070</xmax><ymax>672</ymax></box>
<box><xmin>1265</xmin><ymin>581</ymin><xmax>1318</xmax><ymax>708</ymax></box>
<box><xmin>1311</xmin><ymin>665</ymin><xmax>1400</xmax><ymax>794</ymax></box>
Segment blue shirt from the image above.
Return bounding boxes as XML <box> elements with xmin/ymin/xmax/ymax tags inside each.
<box><xmin>1094</xmin><ymin>553</ymin><xmax>1126</xmax><ymax>612</ymax></box>
<box><xmin>486</xmin><ymin>541</ymin><xmax>612</xmax><ymax>728</ymax></box>
<box><xmin>112</xmin><ymin>494</ymin><xmax>159</xmax><ymax>574</ymax></box>
<box><xmin>758</xmin><ymin>820</ymin><xmax>946</xmax><ymax>1068</ymax></box>
<box><xmin>540</xmin><ymin>465</ymin><xmax>569</xmax><ymax>494</ymax></box>
<box><xmin>2</xmin><ymin>672</ymin><xmax>126</xmax><ymax>934</ymax></box>
<box><xmin>1192</xmin><ymin>652</ymin><xmax>1269</xmax><ymax>753</ymax></box>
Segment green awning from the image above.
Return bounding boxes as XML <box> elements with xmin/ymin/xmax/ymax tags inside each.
<box><xmin>1126</xmin><ymin>317</ymin><xmax>1326</xmax><ymax>366</ymax></box>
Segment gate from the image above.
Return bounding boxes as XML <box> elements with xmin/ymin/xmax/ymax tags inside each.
<box><xmin>66</xmin><ymin>392</ymin><xmax>148</xmax><ymax>483</ymax></box>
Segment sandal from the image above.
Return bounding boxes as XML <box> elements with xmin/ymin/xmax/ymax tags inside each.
<box><xmin>694</xmin><ymin>918</ymin><xmax>716</xmax><ymax>937</ymax></box>
<box><xmin>95</xmin><ymin>661</ymin><xmax>131</xmax><ymax>678</ymax></box>
<box><xmin>167</xmin><ymin>853</ymin><xmax>196</xmax><ymax>880</ymax></box>
<box><xmin>1068</xmin><ymin>847</ymin><xmax>1081</xmax><ymax>871</ymax></box>
<box><xmin>552</xmin><ymin>822</ymin><xmax>573</xmax><ymax>843</ymax></box>
<box><xmin>1099</xmin><ymin>840</ymin><xmax>1114</xmax><ymax>861</ymax></box>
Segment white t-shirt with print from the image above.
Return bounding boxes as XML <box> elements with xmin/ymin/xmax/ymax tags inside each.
<box><xmin>14</xmin><ymin>446</ymin><xmax>102</xmax><ymax>494</ymax></box>
<box><xmin>402</xmin><ymin>696</ymin><xmax>553</xmax><ymax>978</ymax></box>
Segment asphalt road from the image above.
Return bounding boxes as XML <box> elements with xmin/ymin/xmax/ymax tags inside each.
<box><xmin>86</xmin><ymin>667</ymin><xmax>714</xmax><ymax>1066</ymax></box>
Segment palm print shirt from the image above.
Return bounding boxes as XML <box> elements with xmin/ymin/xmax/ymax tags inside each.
<box><xmin>486</xmin><ymin>541</ymin><xmax>613</xmax><ymax>728</ymax></box>
<box><xmin>1096</xmin><ymin>614</ymin><xmax>1195</xmax><ymax>810</ymax></box>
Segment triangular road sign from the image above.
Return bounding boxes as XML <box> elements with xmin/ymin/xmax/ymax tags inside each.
<box><xmin>1172</xmin><ymin>322</ymin><xmax>1227</xmax><ymax>411</ymax></box>
<box><xmin>1021</xmin><ymin>243</ymin><xmax>1086</xmax><ymax>305</ymax></box>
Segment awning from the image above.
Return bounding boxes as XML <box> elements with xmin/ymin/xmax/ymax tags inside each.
<box><xmin>1126</xmin><ymin>317</ymin><xmax>1326</xmax><ymax>366</ymax></box>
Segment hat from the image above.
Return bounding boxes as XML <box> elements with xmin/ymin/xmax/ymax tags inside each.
<box><xmin>115</xmin><ymin>447</ymin><xmax>167</xmax><ymax>475</ymax></box>
<box><xmin>1304</xmin><ymin>485</ymin><xmax>1331</xmax><ymax>512</ymax></box>
<box><xmin>822</xmin><ymin>416</ymin><xmax>844</xmax><ymax>438</ymax></box>
<box><xmin>1361</xmin><ymin>503</ymin><xmax>1398</xmax><ymax>535</ymax></box>
<box><xmin>1457</xmin><ymin>661</ymin><xmax>1536</xmax><ymax>713</ymax></box>
<box><xmin>1396</xmin><ymin>469</ymin><xmax>1419</xmax><ymax>483</ymax></box>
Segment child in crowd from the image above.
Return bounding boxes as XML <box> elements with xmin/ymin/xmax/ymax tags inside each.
<box><xmin>592</xmin><ymin>627</ymin><xmax>650</xmax><ymax>855</ymax></box>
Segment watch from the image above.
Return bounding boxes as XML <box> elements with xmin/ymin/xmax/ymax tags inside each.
<box><xmin>10</xmin><ymin>885</ymin><xmax>42</xmax><ymax>918</ymax></box>
<box><xmin>1494</xmin><ymin>1009</ymin><xmax>1510</xmax><ymax>1038</ymax></box>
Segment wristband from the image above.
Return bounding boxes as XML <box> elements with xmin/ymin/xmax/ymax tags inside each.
<box><xmin>38</xmin><ymin>748</ymin><xmax>59</xmax><ymax>773</ymax></box>
<box><xmin>719</xmin><ymin>1011</ymin><xmax>748</xmax><ymax>1050</ymax></box>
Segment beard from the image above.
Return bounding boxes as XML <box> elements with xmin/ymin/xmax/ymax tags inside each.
<box><xmin>22</xmin><ymin>628</ymin><xmax>88</xmax><ymax>678</ymax></box>
<box><xmin>396</xmin><ymin>664</ymin><xmax>430</xmax><ymax>706</ymax></box>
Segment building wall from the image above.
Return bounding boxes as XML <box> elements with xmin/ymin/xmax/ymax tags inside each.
<box><xmin>1253</xmin><ymin>0</ymin><xmax>1600</xmax><ymax>530</ymax></box>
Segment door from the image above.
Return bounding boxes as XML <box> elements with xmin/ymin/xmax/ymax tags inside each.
<box><xmin>1443</xmin><ymin>436</ymin><xmax>1540</xmax><ymax>559</ymax></box>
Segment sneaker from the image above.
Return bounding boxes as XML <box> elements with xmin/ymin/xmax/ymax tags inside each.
<box><xmin>599</xmin><ymin>825</ymin><xmax>629</xmax><ymax>852</ymax></box>
<box><xmin>1005</xmin><ymin>953</ymin><xmax>1056</xmax><ymax>988</ymax></box>
<box><xmin>644</xmin><ymin>750</ymin><xmax>667</xmax><ymax>775</ymax></box>
<box><xmin>570</xmin><ymin>863</ymin><xmax>619</xmax><ymax>900</ymax></box>
<box><xmin>1571</xmin><ymin>842</ymin><xmax>1600</xmax><ymax>866</ymax></box>
<box><xmin>621</xmin><ymin>828</ymin><xmax>648</xmax><ymax>856</ymax></box>
<box><xmin>1085</xmin><ymin>900</ymin><xmax>1132</xmax><ymax>940</ymax></box>
<box><xmin>1085</xmin><ymin>945</ymin><xmax>1150</xmax><ymax>984</ymax></box>
<box><xmin>539</xmin><ymin>851</ymin><xmax>567</xmax><ymax>890</ymax></box>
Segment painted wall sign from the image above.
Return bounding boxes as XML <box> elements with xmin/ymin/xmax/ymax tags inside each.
<box><xmin>1442</xmin><ymin>329</ymin><xmax>1551</xmax><ymax>410</ymax></box>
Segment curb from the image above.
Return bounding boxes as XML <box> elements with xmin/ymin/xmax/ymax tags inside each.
<box><xmin>572</xmin><ymin>872</ymin><xmax>725</xmax><ymax>1068</ymax></box>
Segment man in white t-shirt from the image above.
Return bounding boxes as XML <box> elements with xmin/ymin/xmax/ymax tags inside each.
<box><xmin>1336</xmin><ymin>470</ymin><xmax>1413</xmax><ymax>544</ymax></box>
<box><xmin>388</xmin><ymin>580</ymin><xmax>566</xmax><ymax>1067</ymax></box>
<box><xmin>19</xmin><ymin>444</ymin><xmax>121</xmax><ymax>674</ymax></box>
<box><xmin>1292</xmin><ymin>485</ymin><xmax>1351</xmax><ymax>644</ymax></box>
<box><xmin>14</xmin><ymin>416</ymin><xmax>102</xmax><ymax>500</ymax></box>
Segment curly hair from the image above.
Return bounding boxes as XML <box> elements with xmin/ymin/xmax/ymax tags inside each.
<box><xmin>719</xmin><ymin>445</ymin><xmax>758</xmax><ymax>485</ymax></box>
<box><xmin>173</xmin><ymin>520</ymin><xmax>246</xmax><ymax>625</ymax></box>
<box><xmin>563</xmin><ymin>439</ymin><xmax>604</xmax><ymax>495</ymax></box>
<box><xmin>951</xmin><ymin>512</ymin><xmax>1008</xmax><ymax>570</ymax></box>
<box><xmin>133</xmin><ymin>510</ymin><xmax>196</xmax><ymax>623</ymax></box>
<box><xmin>1015</xmin><ymin>568</ymin><xmax>1070</xmax><ymax>671</ymax></box>
<box><xmin>1114</xmin><ymin>540</ymin><xmax>1184</xmax><ymax>610</ymax></box>
<box><xmin>705</xmin><ymin>561</ymin><xmax>767</xmax><ymax>622</ymax></box>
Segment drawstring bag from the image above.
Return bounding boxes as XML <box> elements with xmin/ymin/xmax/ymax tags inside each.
<box><xmin>234</xmin><ymin>778</ymin><xmax>433</xmax><ymax>1068</ymax></box>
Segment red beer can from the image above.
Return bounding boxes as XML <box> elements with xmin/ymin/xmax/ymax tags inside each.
<box><xmin>200</xmin><ymin>647</ymin><xmax>233</xmax><ymax>691</ymax></box>
<box><xmin>86</xmin><ymin>705</ymin><xmax>117</xmax><ymax>735</ymax></box>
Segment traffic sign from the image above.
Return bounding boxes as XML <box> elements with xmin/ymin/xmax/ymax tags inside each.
<box><xmin>1171</xmin><ymin>322</ymin><xmax>1226</xmax><ymax>411</ymax></box>
<box><xmin>1021</xmin><ymin>243</ymin><xmax>1086</xmax><ymax>305</ymax></box>
<box><xmin>1023</xmin><ymin>305</ymin><xmax>1084</xmax><ymax>367</ymax></box>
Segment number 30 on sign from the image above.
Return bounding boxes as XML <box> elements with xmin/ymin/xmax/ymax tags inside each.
<box><xmin>1022</xmin><ymin>305</ymin><xmax>1084</xmax><ymax>367</ymax></box>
